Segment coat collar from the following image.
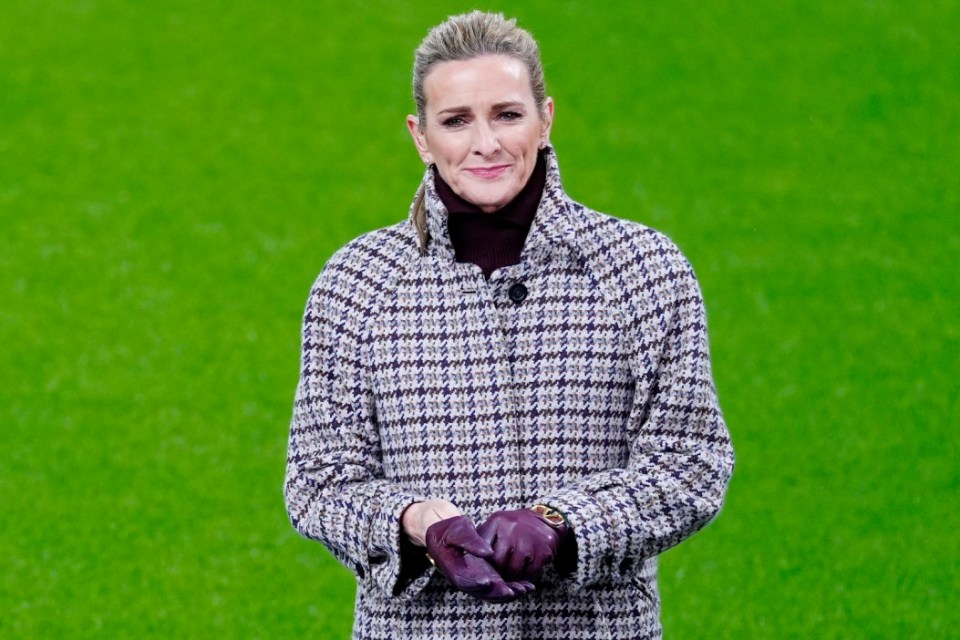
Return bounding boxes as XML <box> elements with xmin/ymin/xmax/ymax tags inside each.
<box><xmin>410</xmin><ymin>146</ymin><xmax>576</xmax><ymax>267</ymax></box>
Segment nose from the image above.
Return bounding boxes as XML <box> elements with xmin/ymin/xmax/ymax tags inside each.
<box><xmin>471</xmin><ymin>121</ymin><xmax>501</xmax><ymax>157</ymax></box>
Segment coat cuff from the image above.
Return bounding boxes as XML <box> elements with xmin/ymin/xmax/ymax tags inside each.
<box><xmin>536</xmin><ymin>487</ymin><xmax>624</xmax><ymax>589</ymax></box>
<box><xmin>366</xmin><ymin>490</ymin><xmax>434</xmax><ymax>599</ymax></box>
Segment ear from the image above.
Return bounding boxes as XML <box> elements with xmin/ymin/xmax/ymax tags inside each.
<box><xmin>406</xmin><ymin>115</ymin><xmax>433</xmax><ymax>164</ymax></box>
<box><xmin>539</xmin><ymin>97</ymin><xmax>555</xmax><ymax>147</ymax></box>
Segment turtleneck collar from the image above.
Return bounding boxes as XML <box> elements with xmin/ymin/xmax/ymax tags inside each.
<box><xmin>412</xmin><ymin>146</ymin><xmax>572</xmax><ymax>272</ymax></box>
<box><xmin>431</xmin><ymin>151</ymin><xmax>547</xmax><ymax>278</ymax></box>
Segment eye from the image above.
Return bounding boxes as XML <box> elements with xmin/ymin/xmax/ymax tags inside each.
<box><xmin>441</xmin><ymin>115</ymin><xmax>467</xmax><ymax>128</ymax></box>
<box><xmin>498</xmin><ymin>111</ymin><xmax>524</xmax><ymax>121</ymax></box>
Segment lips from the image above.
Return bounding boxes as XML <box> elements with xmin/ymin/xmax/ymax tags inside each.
<box><xmin>466</xmin><ymin>165</ymin><xmax>510</xmax><ymax>179</ymax></box>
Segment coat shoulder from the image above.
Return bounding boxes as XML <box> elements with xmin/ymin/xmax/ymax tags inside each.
<box><xmin>309</xmin><ymin>221</ymin><xmax>419</xmax><ymax>305</ymax></box>
<box><xmin>566</xmin><ymin>203</ymin><xmax>698</xmax><ymax>303</ymax></box>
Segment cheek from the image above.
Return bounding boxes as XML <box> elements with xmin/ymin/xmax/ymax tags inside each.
<box><xmin>434</xmin><ymin>137</ymin><xmax>468</xmax><ymax>165</ymax></box>
<box><xmin>514</xmin><ymin>127</ymin><xmax>543</xmax><ymax>155</ymax></box>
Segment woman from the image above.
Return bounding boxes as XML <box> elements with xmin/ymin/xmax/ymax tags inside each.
<box><xmin>285</xmin><ymin>11</ymin><xmax>733</xmax><ymax>639</ymax></box>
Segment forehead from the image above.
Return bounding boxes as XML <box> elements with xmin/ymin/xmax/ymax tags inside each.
<box><xmin>423</xmin><ymin>54</ymin><xmax>534</xmax><ymax>111</ymax></box>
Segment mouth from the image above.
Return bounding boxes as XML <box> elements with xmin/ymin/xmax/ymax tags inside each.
<box><xmin>465</xmin><ymin>165</ymin><xmax>511</xmax><ymax>179</ymax></box>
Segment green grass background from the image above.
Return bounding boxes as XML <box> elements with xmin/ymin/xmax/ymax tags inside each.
<box><xmin>2</xmin><ymin>1</ymin><xmax>957</xmax><ymax>637</ymax></box>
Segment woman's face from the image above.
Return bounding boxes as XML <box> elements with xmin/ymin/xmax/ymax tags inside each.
<box><xmin>407</xmin><ymin>55</ymin><xmax>554</xmax><ymax>213</ymax></box>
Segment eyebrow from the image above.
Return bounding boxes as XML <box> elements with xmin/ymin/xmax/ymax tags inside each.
<box><xmin>435</xmin><ymin>101</ymin><xmax>527</xmax><ymax>116</ymax></box>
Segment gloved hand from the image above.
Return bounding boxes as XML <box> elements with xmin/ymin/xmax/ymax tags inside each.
<box><xmin>477</xmin><ymin>508</ymin><xmax>569</xmax><ymax>581</ymax></box>
<box><xmin>425</xmin><ymin>515</ymin><xmax>535</xmax><ymax>603</ymax></box>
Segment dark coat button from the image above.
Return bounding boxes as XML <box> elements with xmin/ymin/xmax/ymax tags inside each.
<box><xmin>508</xmin><ymin>283</ymin><xmax>528</xmax><ymax>303</ymax></box>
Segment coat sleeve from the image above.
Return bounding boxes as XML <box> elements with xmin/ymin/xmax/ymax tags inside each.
<box><xmin>284</xmin><ymin>248</ymin><xmax>431</xmax><ymax>599</ymax></box>
<box><xmin>537</xmin><ymin>237</ymin><xmax>734</xmax><ymax>589</ymax></box>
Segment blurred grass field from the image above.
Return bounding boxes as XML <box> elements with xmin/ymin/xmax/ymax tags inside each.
<box><xmin>2</xmin><ymin>0</ymin><xmax>957</xmax><ymax>637</ymax></box>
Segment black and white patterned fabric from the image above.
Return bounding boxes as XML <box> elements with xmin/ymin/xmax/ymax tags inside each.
<box><xmin>285</xmin><ymin>148</ymin><xmax>734</xmax><ymax>639</ymax></box>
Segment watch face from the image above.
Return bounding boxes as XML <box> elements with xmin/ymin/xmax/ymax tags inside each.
<box><xmin>532</xmin><ymin>505</ymin><xmax>565</xmax><ymax>527</ymax></box>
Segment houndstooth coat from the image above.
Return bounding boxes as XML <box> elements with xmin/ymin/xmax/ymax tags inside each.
<box><xmin>285</xmin><ymin>148</ymin><xmax>734</xmax><ymax>639</ymax></box>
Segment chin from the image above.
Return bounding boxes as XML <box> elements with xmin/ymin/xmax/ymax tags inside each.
<box><xmin>470</xmin><ymin>194</ymin><xmax>511</xmax><ymax>211</ymax></box>
<box><xmin>463</xmin><ymin>184</ymin><xmax>521</xmax><ymax>212</ymax></box>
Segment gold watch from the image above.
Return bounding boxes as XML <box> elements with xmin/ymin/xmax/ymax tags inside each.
<box><xmin>530</xmin><ymin>504</ymin><xmax>566</xmax><ymax>528</ymax></box>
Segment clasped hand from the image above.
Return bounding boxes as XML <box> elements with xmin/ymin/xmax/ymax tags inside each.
<box><xmin>420</xmin><ymin>507</ymin><xmax>567</xmax><ymax>603</ymax></box>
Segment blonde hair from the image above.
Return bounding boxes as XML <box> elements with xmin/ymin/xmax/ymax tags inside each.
<box><xmin>410</xmin><ymin>11</ymin><xmax>547</xmax><ymax>252</ymax></box>
<box><xmin>412</xmin><ymin>11</ymin><xmax>547</xmax><ymax>127</ymax></box>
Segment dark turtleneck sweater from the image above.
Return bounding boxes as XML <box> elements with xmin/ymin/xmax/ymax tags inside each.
<box><xmin>434</xmin><ymin>150</ymin><xmax>547</xmax><ymax>279</ymax></box>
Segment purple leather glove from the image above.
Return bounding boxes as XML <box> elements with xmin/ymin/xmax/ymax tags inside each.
<box><xmin>425</xmin><ymin>515</ymin><xmax>535</xmax><ymax>603</ymax></box>
<box><xmin>477</xmin><ymin>508</ymin><xmax>570</xmax><ymax>581</ymax></box>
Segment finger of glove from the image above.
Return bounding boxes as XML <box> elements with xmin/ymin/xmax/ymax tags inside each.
<box><xmin>475</xmin><ymin>518</ymin><xmax>499</xmax><ymax>548</ymax></box>
<box><xmin>440</xmin><ymin>517</ymin><xmax>495</xmax><ymax>558</ymax></box>
<box><xmin>426</xmin><ymin>516</ymin><xmax>494</xmax><ymax>562</ymax></box>
<box><xmin>444</xmin><ymin>556</ymin><xmax>536</xmax><ymax>605</ymax></box>
<box><xmin>477</xmin><ymin>510</ymin><xmax>527</xmax><ymax>541</ymax></box>
<box><xmin>505</xmin><ymin>580</ymin><xmax>536</xmax><ymax>595</ymax></box>
<box><xmin>487</xmin><ymin>526</ymin><xmax>555</xmax><ymax>577</ymax></box>
<box><xmin>425</xmin><ymin>514</ymin><xmax>463</xmax><ymax>543</ymax></box>
<box><xmin>472</xmin><ymin>583</ymin><xmax>521</xmax><ymax>603</ymax></box>
<box><xmin>505</xmin><ymin>548</ymin><xmax>547</xmax><ymax>580</ymax></box>
<box><xmin>479</xmin><ymin>516</ymin><xmax>526</xmax><ymax>559</ymax></box>
<box><xmin>463</xmin><ymin>572</ymin><xmax>527</xmax><ymax>603</ymax></box>
<box><xmin>443</xmin><ymin>553</ymin><xmax>500</xmax><ymax>593</ymax></box>
<box><xmin>475</xmin><ymin>578</ymin><xmax>537</xmax><ymax>603</ymax></box>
